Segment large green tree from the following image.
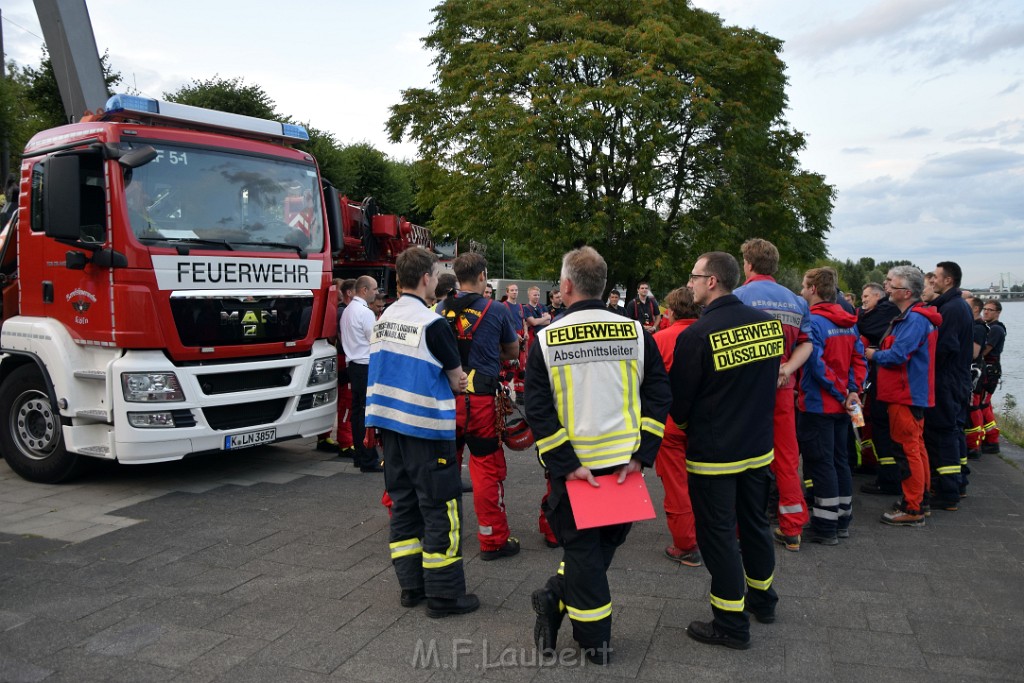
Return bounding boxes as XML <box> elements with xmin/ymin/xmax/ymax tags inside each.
<box><xmin>388</xmin><ymin>0</ymin><xmax>834</xmax><ymax>292</ymax></box>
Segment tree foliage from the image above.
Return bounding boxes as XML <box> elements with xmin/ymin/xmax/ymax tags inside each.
<box><xmin>388</xmin><ymin>0</ymin><xmax>834</xmax><ymax>292</ymax></box>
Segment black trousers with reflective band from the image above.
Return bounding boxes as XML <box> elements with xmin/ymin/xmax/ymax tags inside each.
<box><xmin>689</xmin><ymin>465</ymin><xmax>778</xmax><ymax>641</ymax></box>
<box><xmin>383</xmin><ymin>429</ymin><xmax>466</xmax><ymax>600</ymax></box>
<box><xmin>542</xmin><ymin>473</ymin><xmax>630</xmax><ymax>649</ymax></box>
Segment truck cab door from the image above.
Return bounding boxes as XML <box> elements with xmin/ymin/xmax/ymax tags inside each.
<box><xmin>23</xmin><ymin>152</ymin><xmax>116</xmax><ymax>343</ymax></box>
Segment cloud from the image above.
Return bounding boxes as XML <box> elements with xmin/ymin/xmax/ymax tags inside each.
<box><xmin>789</xmin><ymin>0</ymin><xmax>1024</xmax><ymax>68</ymax></box>
<box><xmin>946</xmin><ymin>119</ymin><xmax>1024</xmax><ymax>145</ymax></box>
<box><xmin>827</xmin><ymin>146</ymin><xmax>1024</xmax><ymax>283</ymax></box>
<box><xmin>842</xmin><ymin>147</ymin><xmax>872</xmax><ymax>154</ymax></box>
<box><xmin>998</xmin><ymin>80</ymin><xmax>1022</xmax><ymax>96</ymax></box>
<box><xmin>893</xmin><ymin>127</ymin><xmax>931</xmax><ymax>139</ymax></box>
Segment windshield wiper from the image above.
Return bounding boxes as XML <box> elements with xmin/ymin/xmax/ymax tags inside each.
<box><xmin>139</xmin><ymin>237</ymin><xmax>236</xmax><ymax>251</ymax></box>
<box><xmin>231</xmin><ymin>241</ymin><xmax>307</xmax><ymax>257</ymax></box>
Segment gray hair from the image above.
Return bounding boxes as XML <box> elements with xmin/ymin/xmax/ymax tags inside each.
<box><xmin>561</xmin><ymin>246</ymin><xmax>607</xmax><ymax>299</ymax></box>
<box><xmin>888</xmin><ymin>266</ymin><xmax>924</xmax><ymax>299</ymax></box>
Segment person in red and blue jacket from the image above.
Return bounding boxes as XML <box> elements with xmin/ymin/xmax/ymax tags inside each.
<box><xmin>734</xmin><ymin>239</ymin><xmax>812</xmax><ymax>551</ymax></box>
<box><xmin>796</xmin><ymin>268</ymin><xmax>867</xmax><ymax>544</ymax></box>
<box><xmin>865</xmin><ymin>266</ymin><xmax>942</xmax><ymax>526</ymax></box>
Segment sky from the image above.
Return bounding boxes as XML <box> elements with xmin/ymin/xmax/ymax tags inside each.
<box><xmin>3</xmin><ymin>0</ymin><xmax>1022</xmax><ymax>289</ymax></box>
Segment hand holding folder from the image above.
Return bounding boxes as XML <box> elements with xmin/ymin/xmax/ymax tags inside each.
<box><xmin>565</xmin><ymin>470</ymin><xmax>656</xmax><ymax>530</ymax></box>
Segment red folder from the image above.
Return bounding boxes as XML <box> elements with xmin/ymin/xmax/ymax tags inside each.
<box><xmin>565</xmin><ymin>471</ymin><xmax>656</xmax><ymax>530</ymax></box>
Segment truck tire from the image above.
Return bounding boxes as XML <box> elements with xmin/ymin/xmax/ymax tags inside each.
<box><xmin>0</xmin><ymin>364</ymin><xmax>82</xmax><ymax>483</ymax></box>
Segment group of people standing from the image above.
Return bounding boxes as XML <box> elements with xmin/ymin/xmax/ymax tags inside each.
<box><xmin>324</xmin><ymin>237</ymin><xmax>1006</xmax><ymax>663</ymax></box>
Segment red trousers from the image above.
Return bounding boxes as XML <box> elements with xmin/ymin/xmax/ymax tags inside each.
<box><xmin>654</xmin><ymin>420</ymin><xmax>696</xmax><ymax>552</ymax></box>
<box><xmin>773</xmin><ymin>388</ymin><xmax>809</xmax><ymax>536</ymax></box>
<box><xmin>888</xmin><ymin>404</ymin><xmax>928</xmax><ymax>511</ymax></box>
<box><xmin>969</xmin><ymin>391</ymin><xmax>999</xmax><ymax>448</ymax></box>
<box><xmin>335</xmin><ymin>380</ymin><xmax>353</xmax><ymax>449</ymax></box>
<box><xmin>455</xmin><ymin>393</ymin><xmax>510</xmax><ymax>551</ymax></box>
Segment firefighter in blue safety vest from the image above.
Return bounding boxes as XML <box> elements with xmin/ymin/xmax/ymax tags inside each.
<box><xmin>365</xmin><ymin>246</ymin><xmax>479</xmax><ymax>619</ymax></box>
<box><xmin>526</xmin><ymin>246</ymin><xmax>671</xmax><ymax>666</ymax></box>
<box><xmin>670</xmin><ymin>251</ymin><xmax>783</xmax><ymax>650</ymax></box>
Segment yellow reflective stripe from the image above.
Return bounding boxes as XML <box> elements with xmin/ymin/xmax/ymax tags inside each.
<box><xmin>561</xmin><ymin>366</ymin><xmax>576</xmax><ymax>438</ymax></box>
<box><xmin>641</xmin><ymin>416</ymin><xmax>665</xmax><ymax>438</ymax></box>
<box><xmin>964</xmin><ymin>426</ymin><xmax>983</xmax><ymax>434</ymax></box>
<box><xmin>859</xmin><ymin>439</ymin><xmax>874</xmax><ymax>449</ymax></box>
<box><xmin>803</xmin><ymin>479</ymin><xmax>813</xmax><ymax>488</ymax></box>
<box><xmin>566</xmin><ymin>602</ymin><xmax>612</xmax><ymax>622</ymax></box>
<box><xmin>877</xmin><ymin>457</ymin><xmax>896</xmax><ymax>465</ymax></box>
<box><xmin>537</xmin><ymin>428</ymin><xmax>570</xmax><ymax>455</ymax></box>
<box><xmin>687</xmin><ymin>450</ymin><xmax>774</xmax><ymax>476</ymax></box>
<box><xmin>557</xmin><ymin>561</ymin><xmax>565</xmax><ymax>575</ymax></box>
<box><xmin>578</xmin><ymin>453</ymin><xmax>633</xmax><ymax>470</ymax></box>
<box><xmin>446</xmin><ymin>498</ymin><xmax>460</xmax><ymax>558</ymax></box>
<box><xmin>570</xmin><ymin>427</ymin><xmax>635</xmax><ymax>444</ymax></box>
<box><xmin>745</xmin><ymin>574</ymin><xmax>773</xmax><ymax>591</ymax></box>
<box><xmin>423</xmin><ymin>552</ymin><xmax>461</xmax><ymax>569</ymax></box>
<box><xmin>621</xmin><ymin>360</ymin><xmax>640</xmax><ymax>433</ymax></box>
<box><xmin>960</xmin><ymin>456</ymin><xmax>968</xmax><ymax>465</ymax></box>
<box><xmin>710</xmin><ymin>593</ymin><xmax>744</xmax><ymax>612</ymax></box>
<box><xmin>936</xmin><ymin>465</ymin><xmax>961</xmax><ymax>475</ymax></box>
<box><xmin>389</xmin><ymin>538</ymin><xmax>423</xmax><ymax>559</ymax></box>
<box><xmin>984</xmin><ymin>421</ymin><xmax>997</xmax><ymax>430</ymax></box>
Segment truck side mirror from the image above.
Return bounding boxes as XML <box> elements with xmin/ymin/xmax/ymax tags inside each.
<box><xmin>43</xmin><ymin>155</ymin><xmax>83</xmax><ymax>241</ymax></box>
<box><xmin>323</xmin><ymin>184</ymin><xmax>343</xmax><ymax>257</ymax></box>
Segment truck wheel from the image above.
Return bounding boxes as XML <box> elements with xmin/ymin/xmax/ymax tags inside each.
<box><xmin>0</xmin><ymin>365</ymin><xmax>82</xmax><ymax>483</ymax></box>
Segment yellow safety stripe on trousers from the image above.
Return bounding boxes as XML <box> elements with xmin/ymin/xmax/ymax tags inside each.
<box><xmin>936</xmin><ymin>465</ymin><xmax>961</xmax><ymax>475</ymax></box>
<box><xmin>641</xmin><ymin>416</ymin><xmax>665</xmax><ymax>438</ymax></box>
<box><xmin>859</xmin><ymin>438</ymin><xmax>874</xmax><ymax>450</ymax></box>
<box><xmin>984</xmin><ymin>421</ymin><xmax>998</xmax><ymax>430</ymax></box>
<box><xmin>446</xmin><ymin>498</ymin><xmax>460</xmax><ymax>558</ymax></box>
<box><xmin>745</xmin><ymin>574</ymin><xmax>774</xmax><ymax>591</ymax></box>
<box><xmin>964</xmin><ymin>425</ymin><xmax>983</xmax><ymax>434</ymax></box>
<box><xmin>557</xmin><ymin>561</ymin><xmax>565</xmax><ymax>575</ymax></box>
<box><xmin>960</xmin><ymin>456</ymin><xmax>968</xmax><ymax>465</ymax></box>
<box><xmin>710</xmin><ymin>593</ymin><xmax>745</xmax><ymax>612</ymax></box>
<box><xmin>566</xmin><ymin>602</ymin><xmax>612</xmax><ymax>622</ymax></box>
<box><xmin>687</xmin><ymin>450</ymin><xmax>774</xmax><ymax>476</ymax></box>
<box><xmin>422</xmin><ymin>499</ymin><xmax>461</xmax><ymax>570</ymax></box>
<box><xmin>389</xmin><ymin>538</ymin><xmax>423</xmax><ymax>560</ymax></box>
<box><xmin>877</xmin><ymin>457</ymin><xmax>896</xmax><ymax>466</ymax></box>
<box><xmin>803</xmin><ymin>479</ymin><xmax>813</xmax><ymax>489</ymax></box>
<box><xmin>537</xmin><ymin>428</ymin><xmax>570</xmax><ymax>455</ymax></box>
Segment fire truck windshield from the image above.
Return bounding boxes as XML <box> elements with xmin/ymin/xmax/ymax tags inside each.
<box><xmin>125</xmin><ymin>143</ymin><xmax>324</xmax><ymax>253</ymax></box>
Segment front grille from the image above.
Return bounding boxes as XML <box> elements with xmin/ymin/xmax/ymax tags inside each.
<box><xmin>198</xmin><ymin>368</ymin><xmax>293</xmax><ymax>395</ymax></box>
<box><xmin>170</xmin><ymin>295</ymin><xmax>313</xmax><ymax>347</ymax></box>
<box><xmin>171</xmin><ymin>409</ymin><xmax>197</xmax><ymax>428</ymax></box>
<box><xmin>203</xmin><ymin>399</ymin><xmax>286</xmax><ymax>430</ymax></box>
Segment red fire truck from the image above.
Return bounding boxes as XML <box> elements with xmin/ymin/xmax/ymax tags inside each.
<box><xmin>0</xmin><ymin>94</ymin><xmax>342</xmax><ymax>483</ymax></box>
<box><xmin>331</xmin><ymin>195</ymin><xmax>436</xmax><ymax>299</ymax></box>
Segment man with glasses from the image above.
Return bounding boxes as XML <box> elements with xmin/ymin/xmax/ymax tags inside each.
<box><xmin>671</xmin><ymin>253</ymin><xmax>783</xmax><ymax>650</ymax></box>
<box><xmin>923</xmin><ymin>262</ymin><xmax>974</xmax><ymax>510</ymax></box>
<box><xmin>865</xmin><ymin>266</ymin><xmax>941</xmax><ymax>526</ymax></box>
<box><xmin>975</xmin><ymin>301</ymin><xmax>1006</xmax><ymax>454</ymax></box>
<box><xmin>734</xmin><ymin>239</ymin><xmax>812</xmax><ymax>552</ymax></box>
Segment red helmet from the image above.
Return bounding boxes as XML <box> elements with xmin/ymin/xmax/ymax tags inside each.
<box><xmin>504</xmin><ymin>417</ymin><xmax>535</xmax><ymax>451</ymax></box>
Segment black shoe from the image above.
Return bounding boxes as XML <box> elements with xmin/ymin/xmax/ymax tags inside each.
<box><xmin>981</xmin><ymin>442</ymin><xmax>1000</xmax><ymax>454</ymax></box>
<box><xmin>807</xmin><ymin>532</ymin><xmax>839</xmax><ymax>546</ymax></box>
<box><xmin>480</xmin><ymin>537</ymin><xmax>520</xmax><ymax>561</ymax></box>
<box><xmin>316</xmin><ymin>437</ymin><xmax>338</xmax><ymax>452</ymax></box>
<box><xmin>337</xmin><ymin>446</ymin><xmax>354</xmax><ymax>459</ymax></box>
<box><xmin>426</xmin><ymin>594</ymin><xmax>480</xmax><ymax>619</ymax></box>
<box><xmin>744</xmin><ymin>606</ymin><xmax>776</xmax><ymax>624</ymax></box>
<box><xmin>582</xmin><ymin>644</ymin><xmax>613</xmax><ymax>666</ymax></box>
<box><xmin>686</xmin><ymin>620</ymin><xmax>750</xmax><ymax>650</ymax></box>
<box><xmin>400</xmin><ymin>588</ymin><xmax>425</xmax><ymax>608</ymax></box>
<box><xmin>359</xmin><ymin>463</ymin><xmax>384</xmax><ymax>473</ymax></box>
<box><xmin>930</xmin><ymin>498</ymin><xmax>959</xmax><ymax>512</ymax></box>
<box><xmin>544</xmin><ymin>537</ymin><xmax>560</xmax><ymax>549</ymax></box>
<box><xmin>860</xmin><ymin>481</ymin><xmax>899</xmax><ymax>495</ymax></box>
<box><xmin>532</xmin><ymin>587</ymin><xmax>563</xmax><ymax>652</ymax></box>
<box><xmin>966</xmin><ymin>449</ymin><xmax>982</xmax><ymax>460</ymax></box>
<box><xmin>837</xmin><ymin>528</ymin><xmax>850</xmax><ymax>539</ymax></box>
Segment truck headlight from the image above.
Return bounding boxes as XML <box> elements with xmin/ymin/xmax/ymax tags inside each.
<box><xmin>122</xmin><ymin>372</ymin><xmax>184</xmax><ymax>402</ymax></box>
<box><xmin>307</xmin><ymin>356</ymin><xmax>338</xmax><ymax>386</ymax></box>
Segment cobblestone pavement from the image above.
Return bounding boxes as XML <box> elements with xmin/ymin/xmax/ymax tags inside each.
<box><xmin>1</xmin><ymin>437</ymin><xmax>1022</xmax><ymax>682</ymax></box>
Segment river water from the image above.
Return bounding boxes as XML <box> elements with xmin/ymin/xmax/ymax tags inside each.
<box><xmin>983</xmin><ymin>301</ymin><xmax>1020</xmax><ymax>410</ymax></box>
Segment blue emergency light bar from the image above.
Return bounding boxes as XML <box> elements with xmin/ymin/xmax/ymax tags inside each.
<box><xmin>101</xmin><ymin>94</ymin><xmax>310</xmax><ymax>143</ymax></box>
